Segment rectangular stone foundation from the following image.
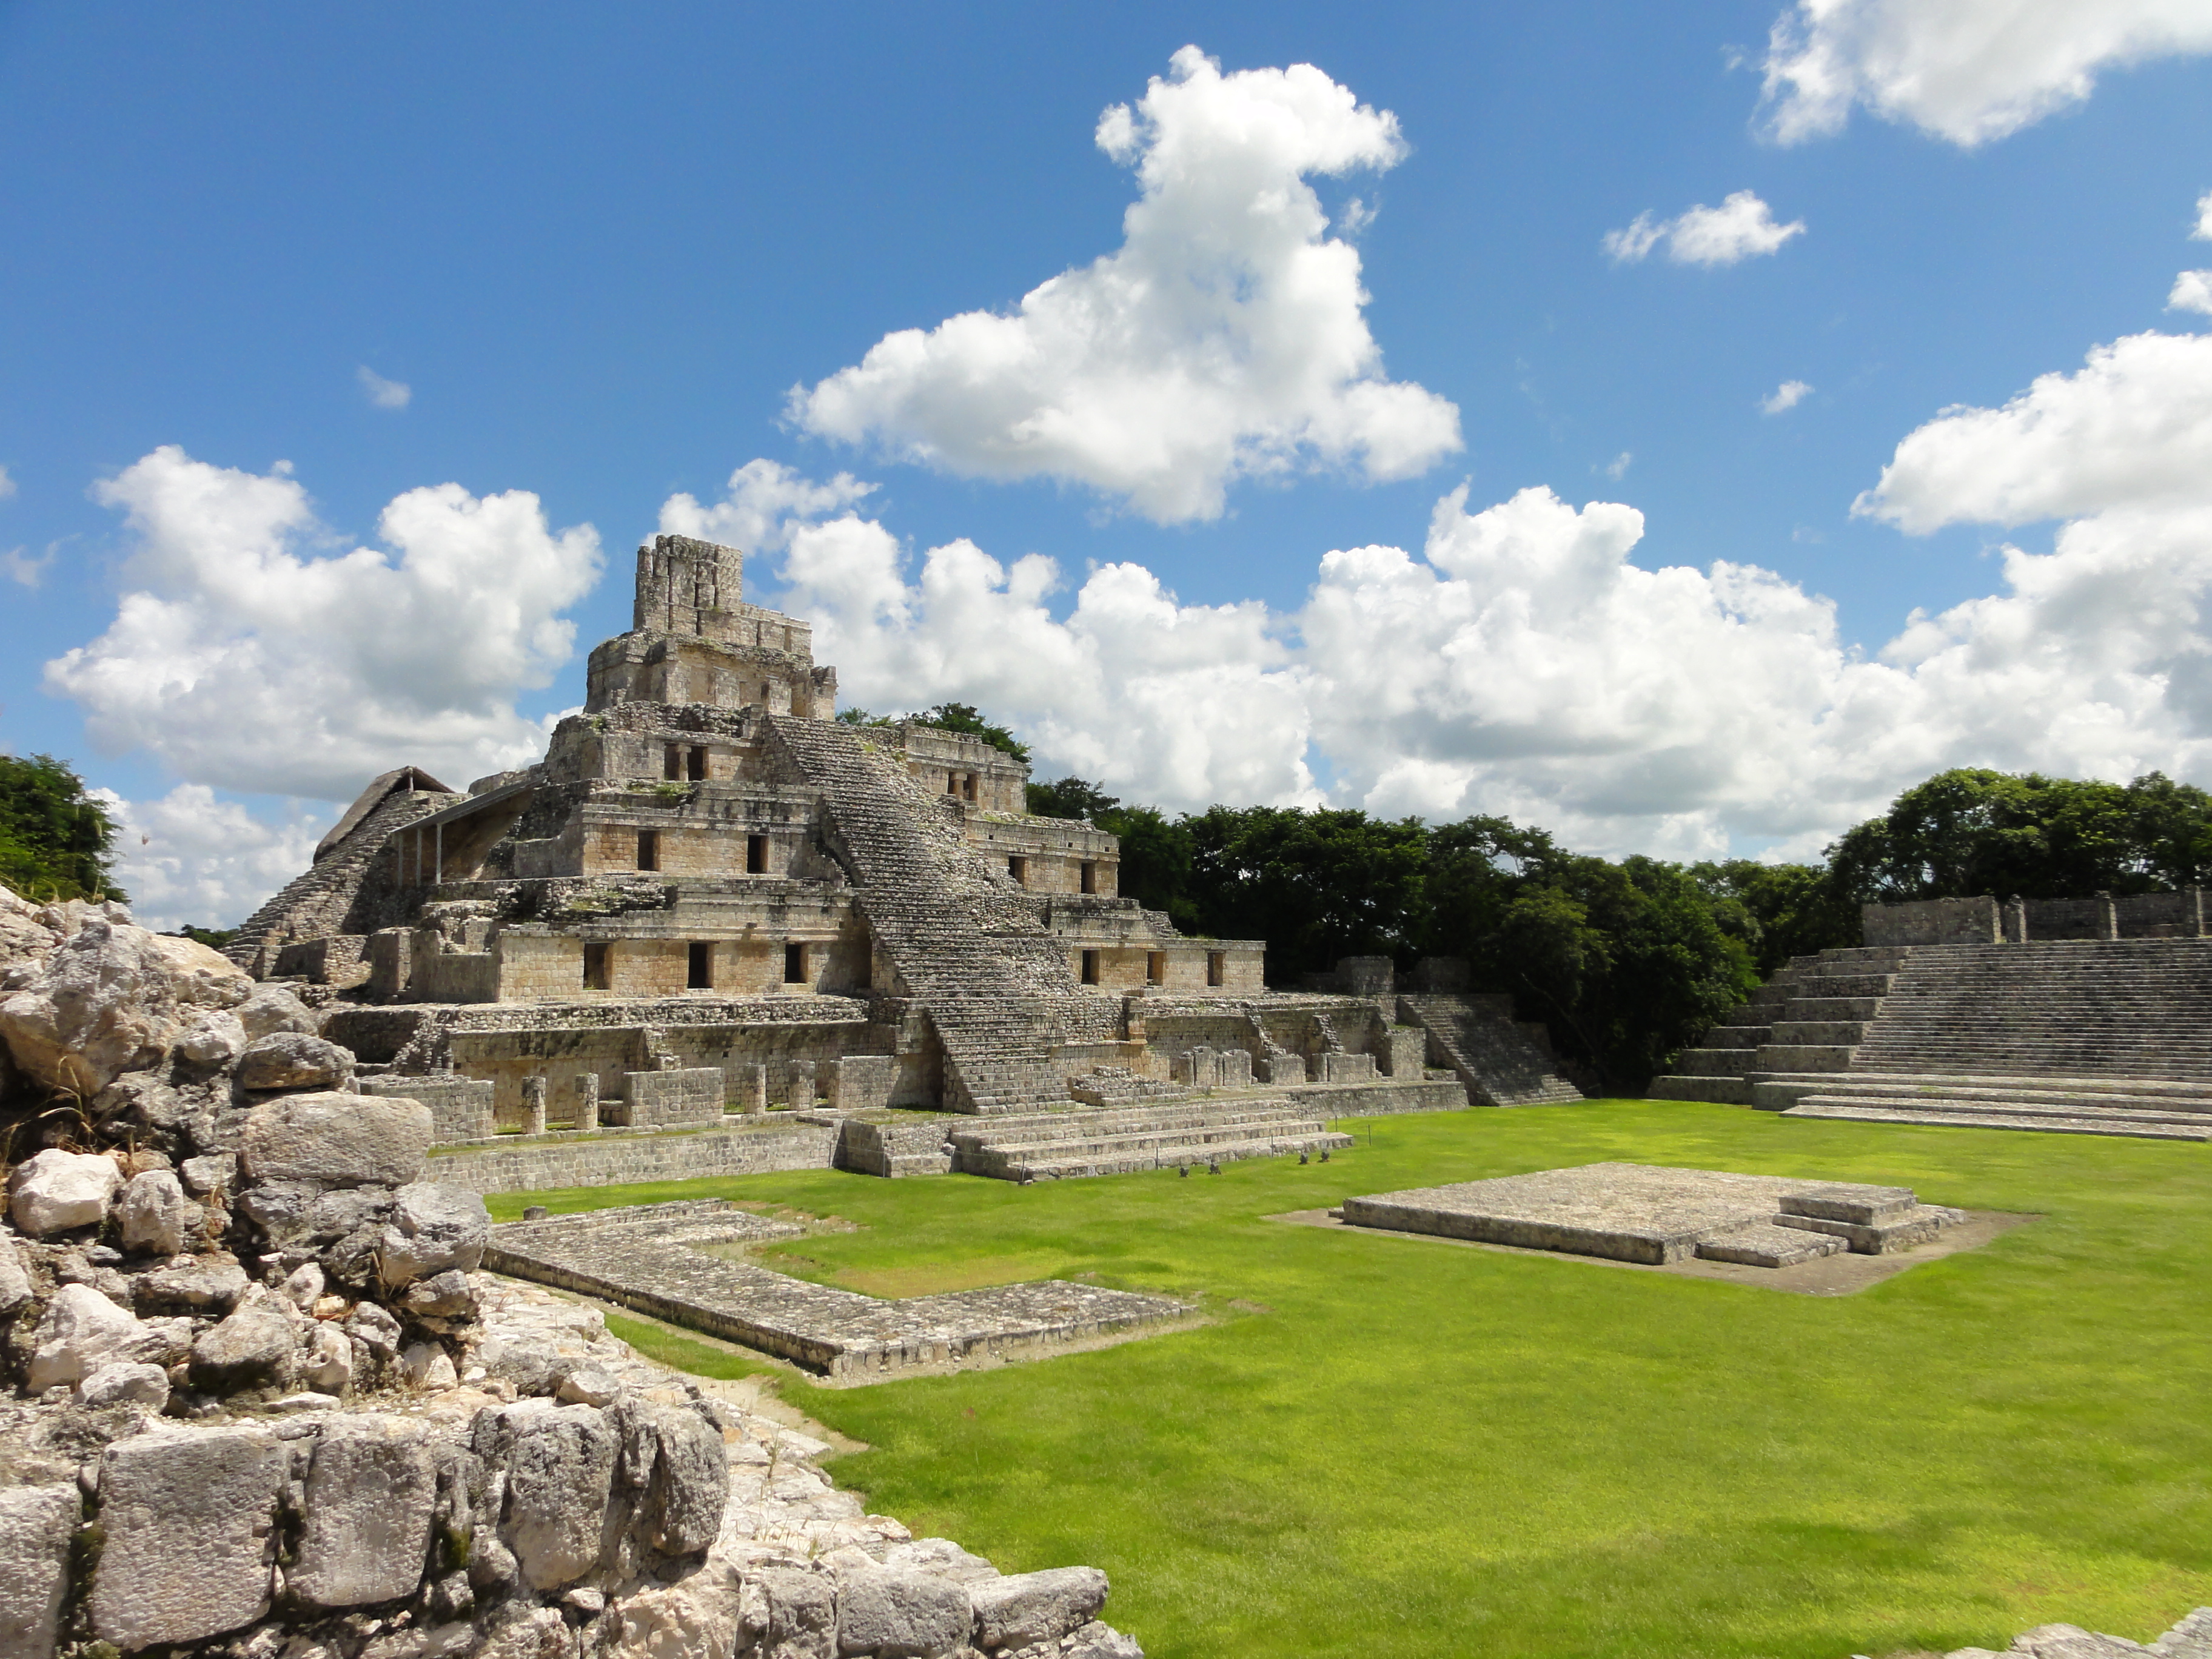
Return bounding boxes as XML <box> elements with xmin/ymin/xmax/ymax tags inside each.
<box><xmin>1340</xmin><ymin>1162</ymin><xmax>1964</xmax><ymax>1269</ymax></box>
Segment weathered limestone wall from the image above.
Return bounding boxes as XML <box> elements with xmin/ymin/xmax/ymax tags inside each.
<box><xmin>423</xmin><ymin>1119</ymin><xmax>840</xmax><ymax>1193</ymax></box>
<box><xmin>1862</xmin><ymin>896</ymin><xmax>2000</xmax><ymax>946</ymax></box>
<box><xmin>446</xmin><ymin>1017</ymin><xmax>894</xmax><ymax>1125</ymax></box>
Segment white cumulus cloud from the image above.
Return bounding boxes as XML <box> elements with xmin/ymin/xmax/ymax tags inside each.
<box><xmin>1760</xmin><ymin>0</ymin><xmax>2212</xmax><ymax>147</ymax></box>
<box><xmin>2172</xmin><ymin>270</ymin><xmax>2212</xmax><ymax>316</ymax></box>
<box><xmin>99</xmin><ymin>785</ymin><xmax>332</xmax><ymax>933</ymax></box>
<box><xmin>786</xmin><ymin>45</ymin><xmax>1461</xmax><ymax>525</ymax></box>
<box><xmin>0</xmin><ymin>463</ymin><xmax>15</xmax><ymax>500</ymax></box>
<box><xmin>47</xmin><ymin>446</ymin><xmax>603</xmax><ymax>800</ymax></box>
<box><xmin>1854</xmin><ymin>330</ymin><xmax>2212</xmax><ymax>532</ymax></box>
<box><xmin>1762</xmin><ymin>379</ymin><xmax>1815</xmax><ymax>414</ymax></box>
<box><xmin>1604</xmin><ymin>192</ymin><xmax>1806</xmax><ymax>267</ymax></box>
<box><xmin>2197</xmin><ymin>189</ymin><xmax>2212</xmax><ymax>238</ymax></box>
<box><xmin>358</xmin><ymin>366</ymin><xmax>412</xmax><ymax>410</ymax></box>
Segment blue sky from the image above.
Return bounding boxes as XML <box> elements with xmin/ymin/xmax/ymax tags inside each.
<box><xmin>5</xmin><ymin>2</ymin><xmax>2212</xmax><ymax>926</ymax></box>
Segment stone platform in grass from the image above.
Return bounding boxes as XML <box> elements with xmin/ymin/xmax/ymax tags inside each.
<box><xmin>486</xmin><ymin>1199</ymin><xmax>1194</xmax><ymax>1380</ymax></box>
<box><xmin>1338</xmin><ymin>1162</ymin><xmax>1965</xmax><ymax>1268</ymax></box>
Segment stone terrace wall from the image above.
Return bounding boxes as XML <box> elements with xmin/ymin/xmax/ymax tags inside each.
<box><xmin>1863</xmin><ymin>896</ymin><xmax>2000</xmax><ymax>946</ymax></box>
<box><xmin>423</xmin><ymin>1119</ymin><xmax>839</xmax><ymax>1195</ymax></box>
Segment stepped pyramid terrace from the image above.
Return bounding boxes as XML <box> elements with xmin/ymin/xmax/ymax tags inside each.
<box><xmin>227</xmin><ymin>534</ymin><xmax>1580</xmax><ymax>1190</ymax></box>
<box><xmin>1654</xmin><ymin>892</ymin><xmax>2212</xmax><ymax>1140</ymax></box>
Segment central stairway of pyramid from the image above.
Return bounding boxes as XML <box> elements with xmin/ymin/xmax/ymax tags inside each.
<box><xmin>768</xmin><ymin>716</ymin><xmax>1106</xmax><ymax>1113</ymax></box>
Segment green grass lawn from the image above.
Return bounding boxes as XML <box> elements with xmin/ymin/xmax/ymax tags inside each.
<box><xmin>486</xmin><ymin>1102</ymin><xmax>2212</xmax><ymax>1659</ymax></box>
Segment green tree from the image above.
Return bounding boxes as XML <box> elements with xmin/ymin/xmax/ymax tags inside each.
<box><xmin>1093</xmin><ymin>805</ymin><xmax>1197</xmax><ymax>929</ymax></box>
<box><xmin>0</xmin><ymin>753</ymin><xmax>126</xmax><ymax>903</ymax></box>
<box><xmin>1690</xmin><ymin>859</ymin><xmax>1858</xmax><ymax>976</ymax></box>
<box><xmin>1179</xmin><ymin>806</ymin><xmax>1429</xmax><ymax>981</ymax></box>
<box><xmin>911</xmin><ymin>703</ymin><xmax>1031</xmax><ymax>763</ymax></box>
<box><xmin>1823</xmin><ymin>767</ymin><xmax>2212</xmax><ymax>900</ymax></box>
<box><xmin>1027</xmin><ymin>776</ymin><xmax>1120</xmax><ymax>821</ymax></box>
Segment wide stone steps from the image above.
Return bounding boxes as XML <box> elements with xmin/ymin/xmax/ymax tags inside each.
<box><xmin>1398</xmin><ymin>996</ymin><xmax>1583</xmax><ymax>1106</ymax></box>
<box><xmin>946</xmin><ymin>1099</ymin><xmax>1351</xmax><ymax>1181</ymax></box>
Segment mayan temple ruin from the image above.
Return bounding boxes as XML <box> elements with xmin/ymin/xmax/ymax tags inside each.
<box><xmin>221</xmin><ymin>533</ymin><xmax>1579</xmax><ymax>1190</ymax></box>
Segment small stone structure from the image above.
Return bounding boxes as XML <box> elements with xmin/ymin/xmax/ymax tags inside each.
<box><xmin>486</xmin><ymin>1200</ymin><xmax>1193</xmax><ymax>1378</ymax></box>
<box><xmin>1341</xmin><ymin>1162</ymin><xmax>1965</xmax><ymax>1268</ymax></box>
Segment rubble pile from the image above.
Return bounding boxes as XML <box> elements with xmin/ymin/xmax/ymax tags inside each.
<box><xmin>0</xmin><ymin>885</ymin><xmax>1145</xmax><ymax>1659</ymax></box>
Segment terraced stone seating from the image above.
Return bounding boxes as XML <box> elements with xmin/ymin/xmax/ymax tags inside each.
<box><xmin>1654</xmin><ymin>936</ymin><xmax>2212</xmax><ymax>1140</ymax></box>
<box><xmin>947</xmin><ymin>1094</ymin><xmax>1353</xmax><ymax>1181</ymax></box>
<box><xmin>1397</xmin><ymin>993</ymin><xmax>1583</xmax><ymax>1106</ymax></box>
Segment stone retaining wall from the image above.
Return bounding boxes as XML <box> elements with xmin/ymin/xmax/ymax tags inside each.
<box><xmin>424</xmin><ymin>1120</ymin><xmax>839</xmax><ymax>1194</ymax></box>
<box><xmin>1289</xmin><ymin>1078</ymin><xmax>1467</xmax><ymax>1116</ymax></box>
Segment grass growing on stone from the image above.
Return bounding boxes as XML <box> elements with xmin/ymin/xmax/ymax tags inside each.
<box><xmin>486</xmin><ymin>1102</ymin><xmax>2212</xmax><ymax>1659</ymax></box>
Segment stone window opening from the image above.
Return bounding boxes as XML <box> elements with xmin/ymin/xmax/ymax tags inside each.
<box><xmin>1147</xmin><ymin>951</ymin><xmax>1165</xmax><ymax>985</ymax></box>
<box><xmin>637</xmin><ymin>830</ymin><xmax>660</xmax><ymax>871</ymax></box>
<box><xmin>1008</xmin><ymin>855</ymin><xmax>1027</xmax><ymax>885</ymax></box>
<box><xmin>1081</xmin><ymin>948</ymin><xmax>1101</xmax><ymax>985</ymax></box>
<box><xmin>663</xmin><ymin>744</ymin><xmax>683</xmax><ymax>780</ymax></box>
<box><xmin>760</xmin><ymin>682</ymin><xmax>773</xmax><ymax>707</ymax></box>
<box><xmin>945</xmin><ymin>770</ymin><xmax>958</xmax><ymax>795</ymax></box>
<box><xmin>1080</xmin><ymin>860</ymin><xmax>1097</xmax><ymax>894</ymax></box>
<box><xmin>687</xmin><ymin>942</ymin><xmax>713</xmax><ymax>990</ymax></box>
<box><xmin>783</xmin><ymin>942</ymin><xmax>806</xmax><ymax>984</ymax></box>
<box><xmin>686</xmin><ymin>746</ymin><xmax>707</xmax><ymax>781</ymax></box>
<box><xmin>583</xmin><ymin>943</ymin><xmax>611</xmax><ymax>990</ymax></box>
<box><xmin>1207</xmin><ymin>950</ymin><xmax>1225</xmax><ymax>987</ymax></box>
<box><xmin>746</xmin><ymin>834</ymin><xmax>769</xmax><ymax>874</ymax></box>
<box><xmin>963</xmin><ymin>773</ymin><xmax>977</xmax><ymax>802</ymax></box>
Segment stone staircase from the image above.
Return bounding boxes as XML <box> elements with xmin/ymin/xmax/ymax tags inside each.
<box><xmin>224</xmin><ymin>788</ymin><xmax>457</xmax><ymax>976</ymax></box>
<box><xmin>766</xmin><ymin>716</ymin><xmax>1094</xmax><ymax>1112</ymax></box>
<box><xmin>945</xmin><ymin>1096</ymin><xmax>1354</xmax><ymax>1181</ymax></box>
<box><xmin>1398</xmin><ymin>994</ymin><xmax>1583</xmax><ymax>1106</ymax></box>
<box><xmin>1652</xmin><ymin>938</ymin><xmax>2212</xmax><ymax>1140</ymax></box>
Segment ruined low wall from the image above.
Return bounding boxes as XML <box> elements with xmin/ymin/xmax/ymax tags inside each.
<box><xmin>1289</xmin><ymin>1078</ymin><xmax>1467</xmax><ymax>1117</ymax></box>
<box><xmin>1862</xmin><ymin>896</ymin><xmax>2000</xmax><ymax>947</ymax></box>
<box><xmin>422</xmin><ymin>1119</ymin><xmax>839</xmax><ymax>1195</ymax></box>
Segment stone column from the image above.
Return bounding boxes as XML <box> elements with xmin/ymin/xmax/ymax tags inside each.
<box><xmin>573</xmin><ymin>1074</ymin><xmax>599</xmax><ymax>1134</ymax></box>
<box><xmin>745</xmin><ymin>1064</ymin><xmax>768</xmax><ymax>1118</ymax></box>
<box><xmin>789</xmin><ymin>1060</ymin><xmax>817</xmax><ymax>1108</ymax></box>
<box><xmin>2096</xmin><ymin>890</ymin><xmax>2119</xmax><ymax>940</ymax></box>
<box><xmin>2192</xmin><ymin>887</ymin><xmax>2206</xmax><ymax>939</ymax></box>
<box><xmin>522</xmin><ymin>1076</ymin><xmax>548</xmax><ymax>1136</ymax></box>
<box><xmin>2006</xmin><ymin>895</ymin><xmax>2029</xmax><ymax>943</ymax></box>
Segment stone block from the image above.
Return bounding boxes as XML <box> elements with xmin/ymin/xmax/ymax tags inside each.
<box><xmin>1382</xmin><ymin>1027</ymin><xmax>1427</xmax><ymax>1079</ymax></box>
<box><xmin>291</xmin><ymin>1413</ymin><xmax>440</xmax><ymax>1609</ymax></box>
<box><xmin>1259</xmin><ymin>1053</ymin><xmax>1306</xmax><ymax>1085</ymax></box>
<box><xmin>970</xmin><ymin>1566</ymin><xmax>1111</xmax><ymax>1651</ymax></box>
<box><xmin>824</xmin><ymin>1054</ymin><xmax>895</xmax><ymax>1114</ymax></box>
<box><xmin>76</xmin><ymin>1359</ymin><xmax>173</xmax><ymax>1410</ymax></box>
<box><xmin>90</xmin><ymin>1424</ymin><xmax>287</xmax><ymax>1649</ymax></box>
<box><xmin>835</xmin><ymin>1567</ymin><xmax>971</xmax><ymax>1657</ymax></box>
<box><xmin>622</xmin><ymin>1067</ymin><xmax>723</xmax><ymax>1127</ymax></box>
<box><xmin>0</xmin><ymin>1483</ymin><xmax>78</xmax><ymax>1659</ymax></box>
<box><xmin>9</xmin><ymin>1148</ymin><xmax>121</xmax><ymax>1237</ymax></box>
<box><xmin>500</xmin><ymin>1403</ymin><xmax>618</xmax><ymax>1590</ymax></box>
<box><xmin>236</xmin><ymin>1030</ymin><xmax>355</xmax><ymax>1092</ymax></box>
<box><xmin>362</xmin><ymin>1074</ymin><xmax>495</xmax><ymax>1144</ymax></box>
<box><xmin>743</xmin><ymin>1567</ymin><xmax>837</xmax><ymax>1659</ymax></box>
<box><xmin>27</xmin><ymin>1282</ymin><xmax>148</xmax><ymax>1391</ymax></box>
<box><xmin>573</xmin><ymin>1073</ymin><xmax>600</xmax><ymax>1133</ymax></box>
<box><xmin>1316</xmin><ymin>1051</ymin><xmax>1377</xmax><ymax>1084</ymax></box>
<box><xmin>240</xmin><ymin>1091</ymin><xmax>432</xmax><ymax>1187</ymax></box>
<box><xmin>190</xmin><ymin>1302</ymin><xmax>300</xmax><ymax>1393</ymax></box>
<box><xmin>118</xmin><ymin>1167</ymin><xmax>195</xmax><ymax>1255</ymax></box>
<box><xmin>377</xmin><ymin>1182</ymin><xmax>491</xmax><ymax>1285</ymax></box>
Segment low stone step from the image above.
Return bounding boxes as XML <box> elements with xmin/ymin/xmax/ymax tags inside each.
<box><xmin>1781</xmin><ymin>1102</ymin><xmax>2212</xmax><ymax>1142</ymax></box>
<box><xmin>1693</xmin><ymin>1221</ymin><xmax>1848</xmax><ymax>1268</ymax></box>
<box><xmin>965</xmin><ymin>1118</ymin><xmax>1337</xmax><ymax>1168</ymax></box>
<box><xmin>1005</xmin><ymin>1130</ymin><xmax>1355</xmax><ymax>1181</ymax></box>
<box><xmin>1772</xmin><ymin>1202</ymin><xmax>1964</xmax><ymax>1253</ymax></box>
<box><xmin>1645</xmin><ymin>1076</ymin><xmax>1755</xmax><ymax>1105</ymax></box>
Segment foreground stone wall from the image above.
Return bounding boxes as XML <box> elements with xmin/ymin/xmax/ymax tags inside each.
<box><xmin>424</xmin><ymin>1121</ymin><xmax>840</xmax><ymax>1195</ymax></box>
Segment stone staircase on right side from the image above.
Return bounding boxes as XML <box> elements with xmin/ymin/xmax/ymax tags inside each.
<box><xmin>1653</xmin><ymin>938</ymin><xmax>2212</xmax><ymax>1141</ymax></box>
